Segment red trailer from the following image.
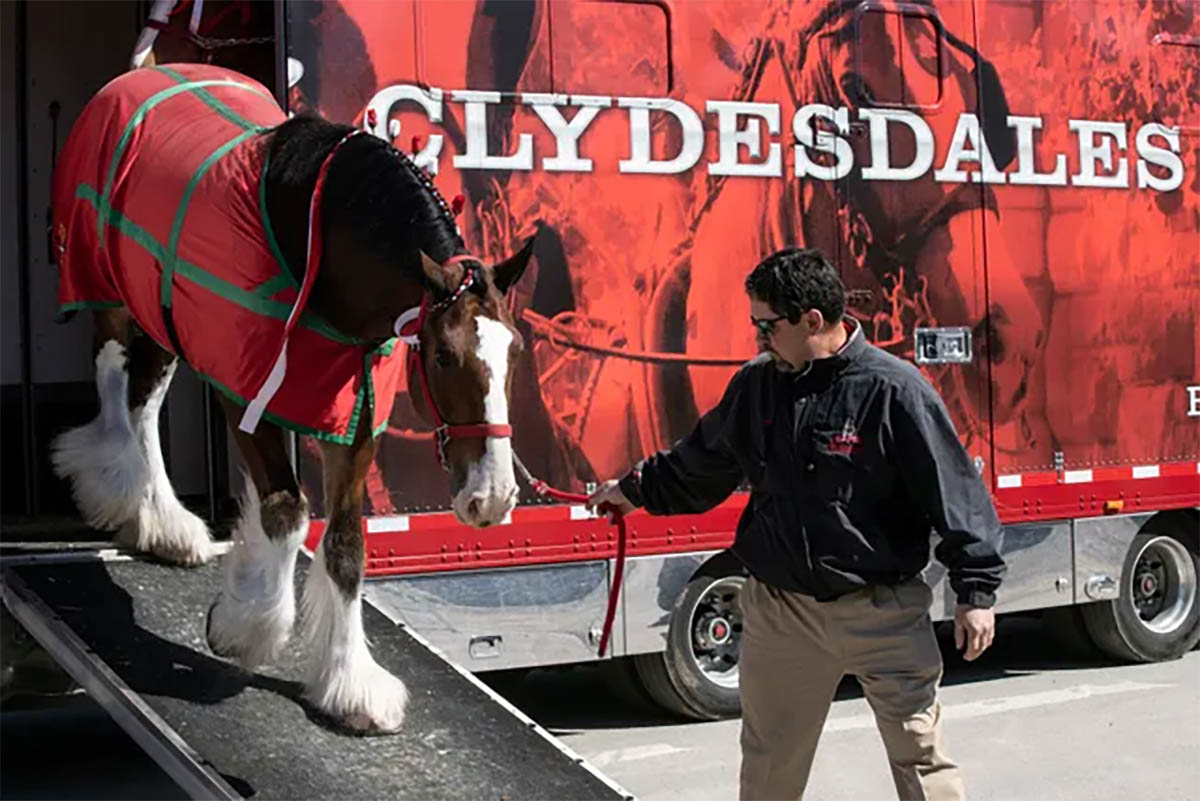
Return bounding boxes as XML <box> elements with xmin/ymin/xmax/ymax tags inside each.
<box><xmin>4</xmin><ymin>0</ymin><xmax>1197</xmax><ymax>723</ymax></box>
<box><xmin>267</xmin><ymin>0</ymin><xmax>1200</xmax><ymax>719</ymax></box>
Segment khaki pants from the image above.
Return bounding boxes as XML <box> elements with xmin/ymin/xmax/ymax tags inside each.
<box><xmin>738</xmin><ymin>575</ymin><xmax>964</xmax><ymax>801</ymax></box>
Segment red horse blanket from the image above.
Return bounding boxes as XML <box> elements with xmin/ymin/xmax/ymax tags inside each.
<box><xmin>52</xmin><ymin>64</ymin><xmax>404</xmax><ymax>443</ymax></box>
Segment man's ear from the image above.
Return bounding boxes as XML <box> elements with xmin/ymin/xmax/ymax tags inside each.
<box><xmin>802</xmin><ymin>308</ymin><xmax>826</xmax><ymax>333</ymax></box>
<box><xmin>493</xmin><ymin>235</ymin><xmax>536</xmax><ymax>295</ymax></box>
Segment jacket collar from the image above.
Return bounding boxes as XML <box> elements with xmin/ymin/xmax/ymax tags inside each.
<box><xmin>784</xmin><ymin>316</ymin><xmax>866</xmax><ymax>378</ymax></box>
<box><xmin>824</xmin><ymin>316</ymin><xmax>867</xmax><ymax>371</ymax></box>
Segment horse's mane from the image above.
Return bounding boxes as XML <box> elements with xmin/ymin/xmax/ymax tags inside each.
<box><xmin>266</xmin><ymin>114</ymin><xmax>466</xmax><ymax>284</ymax></box>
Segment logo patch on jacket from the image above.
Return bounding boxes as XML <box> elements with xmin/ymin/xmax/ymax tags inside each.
<box><xmin>828</xmin><ymin>420</ymin><xmax>861</xmax><ymax>455</ymax></box>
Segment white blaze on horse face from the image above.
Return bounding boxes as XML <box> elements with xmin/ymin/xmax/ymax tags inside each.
<box><xmin>454</xmin><ymin>315</ymin><xmax>517</xmax><ymax>526</ymax></box>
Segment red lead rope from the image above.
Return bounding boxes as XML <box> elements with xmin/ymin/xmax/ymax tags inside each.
<box><xmin>512</xmin><ymin>455</ymin><xmax>627</xmax><ymax>659</ymax></box>
<box><xmin>397</xmin><ymin>260</ymin><xmax>622</xmax><ymax>657</ymax></box>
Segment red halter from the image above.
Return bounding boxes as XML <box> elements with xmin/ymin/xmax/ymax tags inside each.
<box><xmin>398</xmin><ymin>259</ymin><xmax>626</xmax><ymax>659</ymax></box>
<box><xmin>397</xmin><ymin>255</ymin><xmax>513</xmax><ymax>470</ymax></box>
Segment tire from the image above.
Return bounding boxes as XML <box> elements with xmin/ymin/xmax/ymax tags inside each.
<box><xmin>632</xmin><ymin>573</ymin><xmax>745</xmax><ymax>720</ymax></box>
<box><xmin>1079</xmin><ymin>522</ymin><xmax>1200</xmax><ymax>662</ymax></box>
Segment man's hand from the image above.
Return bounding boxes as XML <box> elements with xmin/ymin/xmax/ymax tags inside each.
<box><xmin>588</xmin><ymin>479</ymin><xmax>636</xmax><ymax>522</ymax></box>
<box><xmin>954</xmin><ymin>604</ymin><xmax>995</xmax><ymax>661</ymax></box>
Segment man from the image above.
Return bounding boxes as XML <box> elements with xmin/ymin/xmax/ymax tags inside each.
<box><xmin>589</xmin><ymin>247</ymin><xmax>1005</xmax><ymax>801</ymax></box>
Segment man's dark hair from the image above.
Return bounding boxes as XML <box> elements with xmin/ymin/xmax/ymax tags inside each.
<box><xmin>744</xmin><ymin>247</ymin><xmax>846</xmax><ymax>326</ymax></box>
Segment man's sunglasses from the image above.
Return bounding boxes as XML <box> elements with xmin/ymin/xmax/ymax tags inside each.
<box><xmin>750</xmin><ymin>314</ymin><xmax>788</xmax><ymax>336</ymax></box>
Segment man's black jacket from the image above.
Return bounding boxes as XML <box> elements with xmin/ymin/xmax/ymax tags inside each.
<box><xmin>618</xmin><ymin>321</ymin><xmax>1006</xmax><ymax>607</ymax></box>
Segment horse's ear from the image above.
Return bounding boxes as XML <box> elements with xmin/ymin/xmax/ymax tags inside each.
<box><xmin>493</xmin><ymin>236</ymin><xmax>536</xmax><ymax>295</ymax></box>
<box><xmin>419</xmin><ymin>251</ymin><xmax>452</xmax><ymax>293</ymax></box>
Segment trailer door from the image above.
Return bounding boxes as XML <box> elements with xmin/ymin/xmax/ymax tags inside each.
<box><xmin>819</xmin><ymin>1</ymin><xmax>993</xmax><ymax>478</ymax></box>
<box><xmin>977</xmin><ymin>1</ymin><xmax>1199</xmax><ymax>520</ymax></box>
<box><xmin>2</xmin><ymin>1</ymin><xmax>224</xmax><ymax>526</ymax></box>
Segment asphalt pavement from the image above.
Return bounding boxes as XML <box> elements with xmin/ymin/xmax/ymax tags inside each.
<box><xmin>2</xmin><ymin>613</ymin><xmax>1197</xmax><ymax>800</ymax></box>
<box><xmin>497</xmin><ymin>614</ymin><xmax>1200</xmax><ymax>801</ymax></box>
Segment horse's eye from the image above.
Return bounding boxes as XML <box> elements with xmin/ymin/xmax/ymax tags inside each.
<box><xmin>434</xmin><ymin>349</ymin><xmax>455</xmax><ymax>368</ymax></box>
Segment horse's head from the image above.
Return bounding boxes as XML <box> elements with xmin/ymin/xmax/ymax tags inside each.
<box><xmin>274</xmin><ymin>122</ymin><xmax>535</xmax><ymax>526</ymax></box>
<box><xmin>405</xmin><ymin>240</ymin><xmax>535</xmax><ymax>528</ymax></box>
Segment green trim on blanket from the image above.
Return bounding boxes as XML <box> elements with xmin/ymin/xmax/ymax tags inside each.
<box><xmin>197</xmin><ymin>370</ymin><xmax>374</xmax><ymax>445</ymax></box>
<box><xmin>257</xmin><ymin>148</ymin><xmax>297</xmax><ymax>291</ymax></box>
<box><xmin>72</xmin><ymin>65</ymin><xmax>397</xmax><ymax>443</ymax></box>
<box><xmin>73</xmin><ymin>184</ymin><xmax>393</xmax><ymax>444</ymax></box>
<box><xmin>363</xmin><ymin>351</ymin><xmax>377</xmax><ymax>438</ymax></box>
<box><xmin>299</xmin><ymin>313</ymin><xmax>360</xmax><ymax>345</ymax></box>
<box><xmin>153</xmin><ymin>67</ymin><xmax>270</xmax><ymax>132</ymax></box>
<box><xmin>250</xmin><ymin>272</ymin><xmax>293</xmax><ymax>300</ymax></box>
<box><xmin>162</xmin><ymin>127</ymin><xmax>262</xmax><ymax>309</ymax></box>
<box><xmin>255</xmin><ymin>149</ymin><xmax>371</xmax><ymax>346</ymax></box>
<box><xmin>97</xmin><ymin>78</ymin><xmax>269</xmax><ymax>247</ymax></box>
<box><xmin>58</xmin><ymin>300</ymin><xmax>124</xmax><ymax>313</ymax></box>
<box><xmin>79</xmin><ymin>183</ymin><xmax>286</xmax><ymax>319</ymax></box>
<box><xmin>76</xmin><ymin>183</ymin><xmax>363</xmax><ymax>346</ymax></box>
<box><xmin>366</xmin><ymin>345</ymin><xmax>401</xmax><ymax>437</ymax></box>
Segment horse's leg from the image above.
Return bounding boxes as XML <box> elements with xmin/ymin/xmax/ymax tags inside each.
<box><xmin>206</xmin><ymin>400</ymin><xmax>308</xmax><ymax>670</ymax></box>
<box><xmin>115</xmin><ymin>324</ymin><xmax>214</xmax><ymax>565</ymax></box>
<box><xmin>52</xmin><ymin>308</ymin><xmax>148</xmax><ymax>535</ymax></box>
<box><xmin>302</xmin><ymin>432</ymin><xmax>408</xmax><ymax>733</ymax></box>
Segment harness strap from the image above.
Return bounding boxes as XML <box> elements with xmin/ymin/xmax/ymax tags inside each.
<box><xmin>130</xmin><ymin>0</ymin><xmax>177</xmax><ymax>68</ymax></box>
<box><xmin>188</xmin><ymin>0</ymin><xmax>205</xmax><ymax>35</ymax></box>
<box><xmin>395</xmin><ymin>255</ymin><xmax>511</xmax><ymax>465</ymax></box>
<box><xmin>446</xmin><ymin>422</ymin><xmax>513</xmax><ymax>438</ymax></box>
<box><xmin>140</xmin><ymin>0</ymin><xmax>266</xmax><ymax>58</ymax></box>
<box><xmin>431</xmin><ymin>260</ymin><xmax>480</xmax><ymax>312</ymax></box>
<box><xmin>239</xmin><ymin>129</ymin><xmax>361</xmax><ymax>434</ymax></box>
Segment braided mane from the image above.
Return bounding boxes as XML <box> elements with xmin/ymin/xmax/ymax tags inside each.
<box><xmin>266</xmin><ymin>114</ymin><xmax>478</xmax><ymax>285</ymax></box>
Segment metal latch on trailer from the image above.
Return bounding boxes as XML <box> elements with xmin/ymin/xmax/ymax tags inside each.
<box><xmin>914</xmin><ymin>327</ymin><xmax>972</xmax><ymax>364</ymax></box>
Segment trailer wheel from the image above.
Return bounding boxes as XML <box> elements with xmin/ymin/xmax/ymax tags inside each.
<box><xmin>632</xmin><ymin>573</ymin><xmax>744</xmax><ymax>720</ymax></box>
<box><xmin>1080</xmin><ymin>522</ymin><xmax>1200</xmax><ymax>662</ymax></box>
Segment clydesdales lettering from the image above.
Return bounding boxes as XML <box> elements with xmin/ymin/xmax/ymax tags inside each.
<box><xmin>363</xmin><ymin>85</ymin><xmax>1186</xmax><ymax>192</ymax></box>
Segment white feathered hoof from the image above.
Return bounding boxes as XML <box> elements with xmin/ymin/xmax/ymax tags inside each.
<box><xmin>301</xmin><ymin>550</ymin><xmax>408</xmax><ymax>734</ymax></box>
<box><xmin>306</xmin><ymin>657</ymin><xmax>409</xmax><ymax>735</ymax></box>
<box><xmin>119</xmin><ymin>502</ymin><xmax>215</xmax><ymax>567</ymax></box>
<box><xmin>205</xmin><ymin>589</ymin><xmax>294</xmax><ymax>672</ymax></box>
<box><xmin>50</xmin><ymin>342</ymin><xmax>147</xmax><ymax>531</ymax></box>
<box><xmin>51</xmin><ymin>421</ymin><xmax>147</xmax><ymax>530</ymax></box>
<box><xmin>205</xmin><ymin>599</ymin><xmax>238</xmax><ymax>660</ymax></box>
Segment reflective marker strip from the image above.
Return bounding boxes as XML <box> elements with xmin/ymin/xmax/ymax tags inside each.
<box><xmin>997</xmin><ymin>460</ymin><xmax>1200</xmax><ymax>489</ymax></box>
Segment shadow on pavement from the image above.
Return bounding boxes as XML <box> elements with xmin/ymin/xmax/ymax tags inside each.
<box><xmin>487</xmin><ymin>610</ymin><xmax>1126</xmax><ymax>735</ymax></box>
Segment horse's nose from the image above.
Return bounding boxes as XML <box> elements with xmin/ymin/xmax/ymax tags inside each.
<box><xmin>457</xmin><ymin>493</ymin><xmax>496</xmax><ymax>528</ymax></box>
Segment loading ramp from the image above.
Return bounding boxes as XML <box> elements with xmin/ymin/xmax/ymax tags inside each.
<box><xmin>1</xmin><ymin>545</ymin><xmax>633</xmax><ymax>800</ymax></box>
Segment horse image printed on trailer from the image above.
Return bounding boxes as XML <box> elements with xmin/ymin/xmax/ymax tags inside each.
<box><xmin>52</xmin><ymin>63</ymin><xmax>404</xmax><ymax>443</ymax></box>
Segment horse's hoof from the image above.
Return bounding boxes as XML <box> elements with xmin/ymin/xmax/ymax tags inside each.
<box><xmin>205</xmin><ymin>600</ymin><xmax>232</xmax><ymax>658</ymax></box>
<box><xmin>150</xmin><ymin>541</ymin><xmax>215</xmax><ymax>568</ymax></box>
<box><xmin>340</xmin><ymin>709</ymin><xmax>405</xmax><ymax>736</ymax></box>
<box><xmin>205</xmin><ymin>591</ymin><xmax>293</xmax><ymax>671</ymax></box>
<box><xmin>126</xmin><ymin>507</ymin><xmax>215</xmax><ymax>567</ymax></box>
<box><xmin>306</xmin><ymin>658</ymin><xmax>408</xmax><ymax>735</ymax></box>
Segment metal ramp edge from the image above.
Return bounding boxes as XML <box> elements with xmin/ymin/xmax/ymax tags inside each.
<box><xmin>2</xmin><ymin>550</ymin><xmax>242</xmax><ymax>799</ymax></box>
<box><xmin>0</xmin><ymin>545</ymin><xmax>636</xmax><ymax>801</ymax></box>
<box><xmin>360</xmin><ymin>579</ymin><xmax>635</xmax><ymax>799</ymax></box>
